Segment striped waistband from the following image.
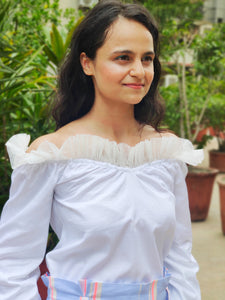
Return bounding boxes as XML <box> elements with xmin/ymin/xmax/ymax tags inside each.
<box><xmin>41</xmin><ymin>272</ymin><xmax>170</xmax><ymax>300</ymax></box>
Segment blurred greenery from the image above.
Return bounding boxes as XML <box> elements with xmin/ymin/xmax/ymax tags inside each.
<box><xmin>145</xmin><ymin>0</ymin><xmax>225</xmax><ymax>147</ymax></box>
<box><xmin>0</xmin><ymin>0</ymin><xmax>83</xmax><ymax>215</ymax></box>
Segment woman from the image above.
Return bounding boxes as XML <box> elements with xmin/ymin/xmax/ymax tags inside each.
<box><xmin>0</xmin><ymin>1</ymin><xmax>203</xmax><ymax>299</ymax></box>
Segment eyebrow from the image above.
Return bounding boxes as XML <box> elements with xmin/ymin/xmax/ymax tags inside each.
<box><xmin>112</xmin><ymin>50</ymin><xmax>155</xmax><ymax>56</ymax></box>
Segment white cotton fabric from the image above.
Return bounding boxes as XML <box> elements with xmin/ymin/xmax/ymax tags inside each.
<box><xmin>0</xmin><ymin>134</ymin><xmax>203</xmax><ymax>300</ymax></box>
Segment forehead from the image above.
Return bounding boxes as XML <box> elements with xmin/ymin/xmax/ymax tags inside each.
<box><xmin>101</xmin><ymin>17</ymin><xmax>154</xmax><ymax>53</ymax></box>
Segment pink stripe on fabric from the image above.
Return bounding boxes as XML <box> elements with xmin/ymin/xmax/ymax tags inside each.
<box><xmin>48</xmin><ymin>276</ymin><xmax>56</xmax><ymax>300</ymax></box>
<box><xmin>151</xmin><ymin>280</ymin><xmax>156</xmax><ymax>300</ymax></box>
<box><xmin>84</xmin><ymin>279</ymin><xmax>87</xmax><ymax>296</ymax></box>
<box><xmin>93</xmin><ymin>282</ymin><xmax>98</xmax><ymax>300</ymax></box>
<box><xmin>80</xmin><ymin>279</ymin><xmax>87</xmax><ymax>296</ymax></box>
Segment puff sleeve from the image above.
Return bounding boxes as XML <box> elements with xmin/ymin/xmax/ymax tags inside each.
<box><xmin>164</xmin><ymin>162</ymin><xmax>201</xmax><ymax>299</ymax></box>
<box><xmin>0</xmin><ymin>163</ymin><xmax>59</xmax><ymax>300</ymax></box>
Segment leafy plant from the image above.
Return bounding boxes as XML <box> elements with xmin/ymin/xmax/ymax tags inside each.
<box><xmin>193</xmin><ymin>23</ymin><xmax>225</xmax><ymax>151</ymax></box>
<box><xmin>0</xmin><ymin>1</ymin><xmax>62</xmax><ymax>212</ymax></box>
<box><xmin>42</xmin><ymin>16</ymin><xmax>84</xmax><ymax>69</ymax></box>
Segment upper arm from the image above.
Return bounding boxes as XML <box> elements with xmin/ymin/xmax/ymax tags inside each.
<box><xmin>0</xmin><ymin>163</ymin><xmax>58</xmax><ymax>299</ymax></box>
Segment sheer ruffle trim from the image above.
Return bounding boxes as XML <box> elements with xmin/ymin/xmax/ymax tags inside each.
<box><xmin>6</xmin><ymin>133</ymin><xmax>204</xmax><ymax>169</ymax></box>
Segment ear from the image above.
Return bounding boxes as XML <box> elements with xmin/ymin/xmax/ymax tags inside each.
<box><xmin>80</xmin><ymin>52</ymin><xmax>94</xmax><ymax>76</ymax></box>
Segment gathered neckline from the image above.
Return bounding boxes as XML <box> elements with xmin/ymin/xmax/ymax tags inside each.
<box><xmin>47</xmin><ymin>133</ymin><xmax>172</xmax><ymax>149</ymax></box>
<box><xmin>6</xmin><ymin>133</ymin><xmax>204</xmax><ymax>169</ymax></box>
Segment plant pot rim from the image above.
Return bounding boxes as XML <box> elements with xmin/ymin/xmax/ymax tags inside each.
<box><xmin>188</xmin><ymin>166</ymin><xmax>219</xmax><ymax>176</ymax></box>
<box><xmin>209</xmin><ymin>149</ymin><xmax>225</xmax><ymax>154</ymax></box>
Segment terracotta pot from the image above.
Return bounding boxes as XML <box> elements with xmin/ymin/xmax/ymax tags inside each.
<box><xmin>218</xmin><ymin>176</ymin><xmax>225</xmax><ymax>235</ymax></box>
<box><xmin>186</xmin><ymin>167</ymin><xmax>219</xmax><ymax>221</ymax></box>
<box><xmin>196</xmin><ymin>127</ymin><xmax>215</xmax><ymax>142</ymax></box>
<box><xmin>37</xmin><ymin>259</ymin><xmax>49</xmax><ymax>300</ymax></box>
<box><xmin>209</xmin><ymin>150</ymin><xmax>225</xmax><ymax>172</ymax></box>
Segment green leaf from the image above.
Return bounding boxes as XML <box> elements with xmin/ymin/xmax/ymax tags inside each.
<box><xmin>64</xmin><ymin>16</ymin><xmax>84</xmax><ymax>50</ymax></box>
<box><xmin>51</xmin><ymin>23</ymin><xmax>65</xmax><ymax>64</ymax></box>
<box><xmin>43</xmin><ymin>44</ymin><xmax>58</xmax><ymax>66</ymax></box>
<box><xmin>11</xmin><ymin>46</ymin><xmax>44</xmax><ymax>79</ymax></box>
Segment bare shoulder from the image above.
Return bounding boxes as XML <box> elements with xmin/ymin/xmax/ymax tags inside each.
<box><xmin>27</xmin><ymin>119</ymin><xmax>90</xmax><ymax>153</ymax></box>
<box><xmin>26</xmin><ymin>132</ymin><xmax>61</xmax><ymax>153</ymax></box>
<box><xmin>159</xmin><ymin>130</ymin><xmax>177</xmax><ymax>138</ymax></box>
<box><xmin>142</xmin><ymin>125</ymin><xmax>177</xmax><ymax>139</ymax></box>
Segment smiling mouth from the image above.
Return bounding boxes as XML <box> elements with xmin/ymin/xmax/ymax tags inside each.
<box><xmin>123</xmin><ymin>83</ymin><xmax>144</xmax><ymax>89</ymax></box>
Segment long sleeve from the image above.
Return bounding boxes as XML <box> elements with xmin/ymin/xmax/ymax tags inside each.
<box><xmin>0</xmin><ymin>163</ymin><xmax>59</xmax><ymax>300</ymax></box>
<box><xmin>164</xmin><ymin>162</ymin><xmax>201</xmax><ymax>300</ymax></box>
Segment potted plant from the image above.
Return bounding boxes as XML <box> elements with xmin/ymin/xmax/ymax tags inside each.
<box><xmin>158</xmin><ymin>14</ymin><xmax>225</xmax><ymax>221</ymax></box>
<box><xmin>186</xmin><ymin>95</ymin><xmax>225</xmax><ymax>222</ymax></box>
<box><xmin>161</xmin><ymin>77</ymin><xmax>221</xmax><ymax>221</ymax></box>
<box><xmin>186</xmin><ymin>166</ymin><xmax>219</xmax><ymax>221</ymax></box>
<box><xmin>194</xmin><ymin>23</ymin><xmax>225</xmax><ymax>172</ymax></box>
<box><xmin>205</xmin><ymin>101</ymin><xmax>225</xmax><ymax>172</ymax></box>
<box><xmin>209</xmin><ymin>133</ymin><xmax>225</xmax><ymax>173</ymax></box>
<box><xmin>197</xmin><ymin>95</ymin><xmax>225</xmax><ymax>172</ymax></box>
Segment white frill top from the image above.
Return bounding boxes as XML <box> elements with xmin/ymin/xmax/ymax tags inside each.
<box><xmin>0</xmin><ymin>134</ymin><xmax>203</xmax><ymax>300</ymax></box>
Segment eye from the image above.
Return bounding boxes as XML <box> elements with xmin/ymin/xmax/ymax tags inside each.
<box><xmin>115</xmin><ymin>55</ymin><xmax>130</xmax><ymax>61</ymax></box>
<box><xmin>142</xmin><ymin>56</ymin><xmax>154</xmax><ymax>63</ymax></box>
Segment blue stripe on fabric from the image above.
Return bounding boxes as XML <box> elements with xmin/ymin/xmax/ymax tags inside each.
<box><xmin>41</xmin><ymin>273</ymin><xmax>170</xmax><ymax>300</ymax></box>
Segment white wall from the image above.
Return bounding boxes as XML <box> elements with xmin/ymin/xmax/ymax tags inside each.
<box><xmin>204</xmin><ymin>0</ymin><xmax>225</xmax><ymax>23</ymax></box>
<box><xmin>59</xmin><ymin>0</ymin><xmax>79</xmax><ymax>10</ymax></box>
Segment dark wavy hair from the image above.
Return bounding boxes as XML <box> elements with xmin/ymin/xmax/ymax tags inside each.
<box><xmin>52</xmin><ymin>0</ymin><xmax>164</xmax><ymax>130</ymax></box>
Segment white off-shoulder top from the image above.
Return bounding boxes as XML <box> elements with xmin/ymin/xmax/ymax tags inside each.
<box><xmin>0</xmin><ymin>134</ymin><xmax>203</xmax><ymax>300</ymax></box>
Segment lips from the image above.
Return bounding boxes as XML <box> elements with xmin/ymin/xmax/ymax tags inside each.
<box><xmin>123</xmin><ymin>83</ymin><xmax>144</xmax><ymax>89</ymax></box>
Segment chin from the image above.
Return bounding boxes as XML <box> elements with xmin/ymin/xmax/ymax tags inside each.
<box><xmin>126</xmin><ymin>96</ymin><xmax>145</xmax><ymax>105</ymax></box>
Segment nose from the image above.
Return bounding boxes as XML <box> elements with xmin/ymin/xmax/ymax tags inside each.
<box><xmin>130</xmin><ymin>60</ymin><xmax>145</xmax><ymax>79</ymax></box>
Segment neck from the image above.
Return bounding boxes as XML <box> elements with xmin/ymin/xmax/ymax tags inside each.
<box><xmin>84</xmin><ymin>101</ymin><xmax>142</xmax><ymax>143</ymax></box>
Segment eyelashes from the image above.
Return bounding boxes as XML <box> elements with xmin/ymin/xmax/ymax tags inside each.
<box><xmin>115</xmin><ymin>55</ymin><xmax>154</xmax><ymax>66</ymax></box>
<box><xmin>142</xmin><ymin>56</ymin><xmax>154</xmax><ymax>62</ymax></box>
<box><xmin>116</xmin><ymin>55</ymin><xmax>130</xmax><ymax>61</ymax></box>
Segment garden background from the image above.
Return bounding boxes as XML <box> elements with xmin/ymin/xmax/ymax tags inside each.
<box><xmin>1</xmin><ymin>0</ymin><xmax>225</xmax><ymax>298</ymax></box>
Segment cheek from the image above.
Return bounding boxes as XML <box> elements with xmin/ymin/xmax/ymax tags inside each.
<box><xmin>99</xmin><ymin>63</ymin><xmax>128</xmax><ymax>82</ymax></box>
<box><xmin>146</xmin><ymin>67</ymin><xmax>154</xmax><ymax>83</ymax></box>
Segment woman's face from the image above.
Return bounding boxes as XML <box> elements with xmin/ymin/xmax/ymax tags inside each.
<box><xmin>81</xmin><ymin>17</ymin><xmax>155</xmax><ymax>107</ymax></box>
